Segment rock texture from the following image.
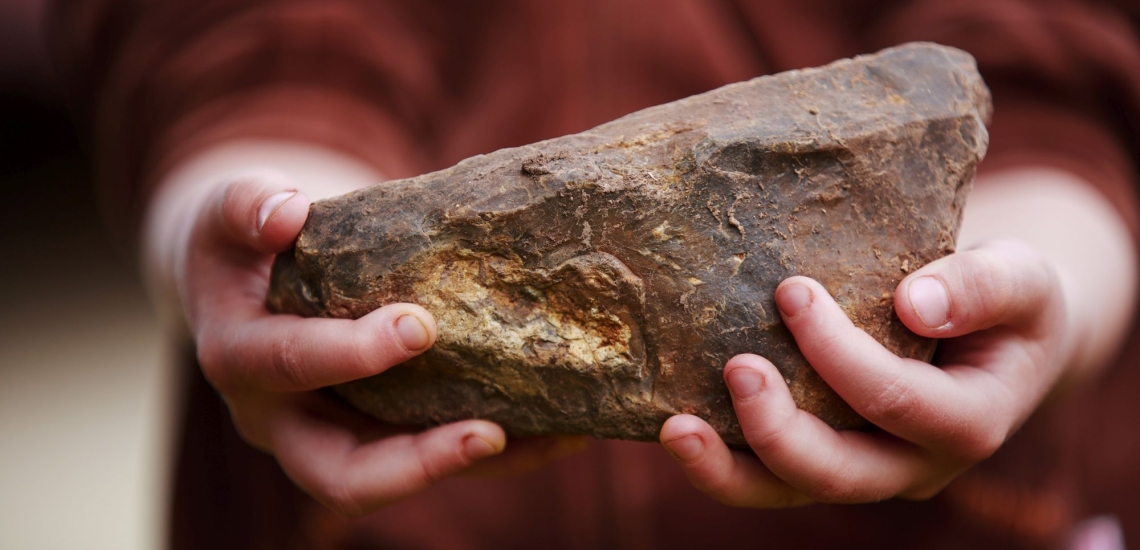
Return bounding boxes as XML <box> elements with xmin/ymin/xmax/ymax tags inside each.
<box><xmin>267</xmin><ymin>42</ymin><xmax>991</xmax><ymax>446</ymax></box>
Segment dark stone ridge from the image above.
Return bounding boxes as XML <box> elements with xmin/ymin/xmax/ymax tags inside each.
<box><xmin>267</xmin><ymin>42</ymin><xmax>991</xmax><ymax>446</ymax></box>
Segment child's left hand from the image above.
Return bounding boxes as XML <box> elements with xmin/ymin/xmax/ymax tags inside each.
<box><xmin>659</xmin><ymin>240</ymin><xmax>1071</xmax><ymax>506</ymax></box>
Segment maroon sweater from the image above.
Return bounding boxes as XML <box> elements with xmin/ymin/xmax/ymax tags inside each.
<box><xmin>50</xmin><ymin>1</ymin><xmax>1140</xmax><ymax>548</ymax></box>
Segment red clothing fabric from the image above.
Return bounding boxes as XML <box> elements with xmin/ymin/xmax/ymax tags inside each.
<box><xmin>48</xmin><ymin>1</ymin><xmax>1140</xmax><ymax>548</ymax></box>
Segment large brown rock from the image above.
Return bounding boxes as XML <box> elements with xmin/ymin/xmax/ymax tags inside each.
<box><xmin>267</xmin><ymin>42</ymin><xmax>991</xmax><ymax>446</ymax></box>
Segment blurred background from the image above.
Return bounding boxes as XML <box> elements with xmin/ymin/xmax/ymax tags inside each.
<box><xmin>0</xmin><ymin>1</ymin><xmax>172</xmax><ymax>548</ymax></box>
<box><xmin>3</xmin><ymin>1</ymin><xmax>1139</xmax><ymax>549</ymax></box>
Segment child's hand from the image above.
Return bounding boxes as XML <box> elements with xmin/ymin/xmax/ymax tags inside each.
<box><xmin>659</xmin><ymin>240</ymin><xmax>1071</xmax><ymax>506</ymax></box>
<box><xmin>169</xmin><ymin>171</ymin><xmax>583</xmax><ymax>516</ymax></box>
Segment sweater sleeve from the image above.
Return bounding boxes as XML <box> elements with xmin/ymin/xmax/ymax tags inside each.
<box><xmin>48</xmin><ymin>0</ymin><xmax>452</xmax><ymax>246</ymax></box>
<box><xmin>50</xmin><ymin>0</ymin><xmax>1140</xmax><ymax>245</ymax></box>
<box><xmin>861</xmin><ymin>0</ymin><xmax>1140</xmax><ymax>235</ymax></box>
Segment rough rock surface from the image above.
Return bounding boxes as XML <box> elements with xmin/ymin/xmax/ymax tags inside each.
<box><xmin>267</xmin><ymin>42</ymin><xmax>991</xmax><ymax>446</ymax></box>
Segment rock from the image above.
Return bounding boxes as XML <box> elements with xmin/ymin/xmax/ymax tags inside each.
<box><xmin>267</xmin><ymin>42</ymin><xmax>991</xmax><ymax>446</ymax></box>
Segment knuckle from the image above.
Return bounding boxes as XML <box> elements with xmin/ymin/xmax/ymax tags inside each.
<box><xmin>977</xmin><ymin>249</ymin><xmax>1018</xmax><ymax>295</ymax></box>
<box><xmin>270</xmin><ymin>333</ymin><xmax>310</xmax><ymax>389</ymax></box>
<box><xmin>809</xmin><ymin>330</ymin><xmax>848</xmax><ymax>364</ymax></box>
<box><xmin>417</xmin><ymin>458</ymin><xmax>446</xmax><ymax>487</ymax></box>
<box><xmin>219</xmin><ymin>182</ymin><xmax>250</xmax><ymax>234</ymax></box>
<box><xmin>745</xmin><ymin>417</ymin><xmax>793</xmax><ymax>456</ymax></box>
<box><xmin>349</xmin><ymin>321</ymin><xmax>394</xmax><ymax>377</ymax></box>
<box><xmin>957</xmin><ymin>252</ymin><xmax>1008</xmax><ymax>320</ymax></box>
<box><xmin>862</xmin><ymin>371</ymin><xmax>917</xmax><ymax>424</ymax></box>
<box><xmin>413</xmin><ymin>435</ymin><xmax>467</xmax><ymax>488</ymax></box>
<box><xmin>805</xmin><ymin>472</ymin><xmax>860</xmax><ymax>504</ymax></box>
<box><xmin>964</xmin><ymin>241</ymin><xmax>1053</xmax><ymax>324</ymax></box>
<box><xmin>353</xmin><ymin>312</ymin><xmax>422</xmax><ymax>375</ymax></box>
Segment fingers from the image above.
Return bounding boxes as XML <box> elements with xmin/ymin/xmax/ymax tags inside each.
<box><xmin>894</xmin><ymin>240</ymin><xmax>1060</xmax><ymax>339</ymax></box>
<box><xmin>199</xmin><ymin>303</ymin><xmax>438</xmax><ymax>392</ymax></box>
<box><xmin>775</xmin><ymin>278</ymin><xmax>1014</xmax><ymax>455</ymax></box>
<box><xmin>659</xmin><ymin>354</ymin><xmax>971</xmax><ymax>506</ymax></box>
<box><xmin>665</xmin><ymin>241</ymin><xmax>1065</xmax><ymax>506</ymax></box>
<box><xmin>184</xmin><ymin>172</ymin><xmax>499</xmax><ymax>515</ymax></box>
<box><xmin>206</xmin><ymin>169</ymin><xmax>311</xmax><ymax>255</ymax></box>
<box><xmin>184</xmin><ymin>172</ymin><xmax>441</xmax><ymax>393</ymax></box>
<box><xmin>660</xmin><ymin>414</ymin><xmax>811</xmax><ymax>508</ymax></box>
<box><xmin>271</xmin><ymin>396</ymin><xmax>506</xmax><ymax>516</ymax></box>
<box><xmin>721</xmin><ymin>355</ymin><xmax>944</xmax><ymax>502</ymax></box>
<box><xmin>180</xmin><ymin>171</ymin><xmax>310</xmax><ymax>325</ymax></box>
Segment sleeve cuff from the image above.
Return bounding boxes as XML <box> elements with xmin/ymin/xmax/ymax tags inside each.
<box><xmin>979</xmin><ymin>99</ymin><xmax>1140</xmax><ymax>238</ymax></box>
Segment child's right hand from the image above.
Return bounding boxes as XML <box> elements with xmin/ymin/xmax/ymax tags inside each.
<box><xmin>152</xmin><ymin>163</ymin><xmax>584</xmax><ymax>516</ymax></box>
<box><xmin>657</xmin><ymin>167</ymin><xmax>1138</xmax><ymax>508</ymax></box>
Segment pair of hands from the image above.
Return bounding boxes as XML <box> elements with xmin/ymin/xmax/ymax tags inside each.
<box><xmin>175</xmin><ymin>173</ymin><xmax>1071</xmax><ymax>515</ymax></box>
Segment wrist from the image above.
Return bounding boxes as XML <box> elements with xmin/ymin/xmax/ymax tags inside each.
<box><xmin>959</xmin><ymin>167</ymin><xmax>1138</xmax><ymax>390</ymax></box>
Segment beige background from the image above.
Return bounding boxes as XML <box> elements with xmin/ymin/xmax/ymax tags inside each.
<box><xmin>0</xmin><ymin>2</ymin><xmax>171</xmax><ymax>547</ymax></box>
<box><xmin>0</xmin><ymin>228</ymin><xmax>171</xmax><ymax>550</ymax></box>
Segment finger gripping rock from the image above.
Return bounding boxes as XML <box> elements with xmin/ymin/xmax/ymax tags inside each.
<box><xmin>267</xmin><ymin>42</ymin><xmax>991</xmax><ymax>446</ymax></box>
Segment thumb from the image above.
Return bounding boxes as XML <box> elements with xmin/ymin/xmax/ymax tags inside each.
<box><xmin>206</xmin><ymin>168</ymin><xmax>311</xmax><ymax>255</ymax></box>
<box><xmin>894</xmin><ymin>239</ymin><xmax>1061</xmax><ymax>338</ymax></box>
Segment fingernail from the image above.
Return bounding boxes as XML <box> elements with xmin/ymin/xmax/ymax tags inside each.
<box><xmin>777</xmin><ymin>283</ymin><xmax>813</xmax><ymax>317</ymax></box>
<box><xmin>665</xmin><ymin>435</ymin><xmax>704</xmax><ymax>462</ymax></box>
<box><xmin>257</xmin><ymin>190</ymin><xmax>297</xmax><ymax>233</ymax></box>
<box><xmin>726</xmin><ymin>367</ymin><xmax>764</xmax><ymax>400</ymax></box>
<box><xmin>909</xmin><ymin>276</ymin><xmax>950</xmax><ymax>328</ymax></box>
<box><xmin>462</xmin><ymin>434</ymin><xmax>499</xmax><ymax>460</ymax></box>
<box><xmin>396</xmin><ymin>314</ymin><xmax>432</xmax><ymax>351</ymax></box>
